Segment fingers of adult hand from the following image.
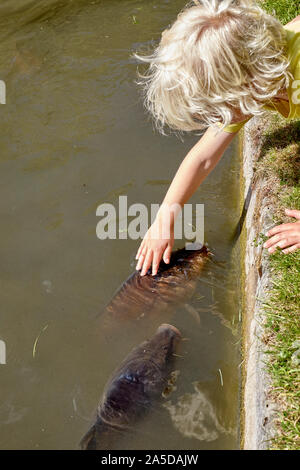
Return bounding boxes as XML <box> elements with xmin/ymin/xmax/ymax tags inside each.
<box><xmin>163</xmin><ymin>245</ymin><xmax>172</xmax><ymax>264</ymax></box>
<box><xmin>268</xmin><ymin>235</ymin><xmax>298</xmax><ymax>253</ymax></box>
<box><xmin>283</xmin><ymin>243</ymin><xmax>300</xmax><ymax>254</ymax></box>
<box><xmin>266</xmin><ymin>223</ymin><xmax>295</xmax><ymax>238</ymax></box>
<box><xmin>276</xmin><ymin>237</ymin><xmax>298</xmax><ymax>250</ymax></box>
<box><xmin>285</xmin><ymin>209</ymin><xmax>300</xmax><ymax>219</ymax></box>
<box><xmin>152</xmin><ymin>250</ymin><xmax>162</xmax><ymax>276</ymax></box>
<box><xmin>141</xmin><ymin>250</ymin><xmax>153</xmax><ymax>276</ymax></box>
<box><xmin>264</xmin><ymin>233</ymin><xmax>285</xmax><ymax>249</ymax></box>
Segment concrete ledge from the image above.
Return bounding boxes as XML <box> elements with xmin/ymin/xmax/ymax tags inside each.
<box><xmin>240</xmin><ymin>116</ymin><xmax>278</xmax><ymax>450</ymax></box>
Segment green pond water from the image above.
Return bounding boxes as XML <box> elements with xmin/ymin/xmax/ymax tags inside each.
<box><xmin>0</xmin><ymin>0</ymin><xmax>241</xmax><ymax>450</ymax></box>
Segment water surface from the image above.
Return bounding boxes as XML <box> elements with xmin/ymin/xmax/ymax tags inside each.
<box><xmin>0</xmin><ymin>0</ymin><xmax>241</xmax><ymax>450</ymax></box>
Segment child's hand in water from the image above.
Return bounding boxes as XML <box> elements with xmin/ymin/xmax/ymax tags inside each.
<box><xmin>264</xmin><ymin>209</ymin><xmax>300</xmax><ymax>254</ymax></box>
<box><xmin>135</xmin><ymin>217</ymin><xmax>174</xmax><ymax>276</ymax></box>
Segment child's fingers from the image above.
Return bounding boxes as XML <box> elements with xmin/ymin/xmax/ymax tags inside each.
<box><xmin>283</xmin><ymin>243</ymin><xmax>300</xmax><ymax>254</ymax></box>
<box><xmin>141</xmin><ymin>250</ymin><xmax>153</xmax><ymax>276</ymax></box>
<box><xmin>136</xmin><ymin>247</ymin><xmax>147</xmax><ymax>270</ymax></box>
<box><xmin>136</xmin><ymin>240</ymin><xmax>145</xmax><ymax>259</ymax></box>
<box><xmin>136</xmin><ymin>247</ymin><xmax>141</xmax><ymax>260</ymax></box>
<box><xmin>163</xmin><ymin>245</ymin><xmax>172</xmax><ymax>264</ymax></box>
<box><xmin>152</xmin><ymin>250</ymin><xmax>163</xmax><ymax>276</ymax></box>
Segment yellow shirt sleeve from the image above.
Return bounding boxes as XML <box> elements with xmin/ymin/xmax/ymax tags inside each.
<box><xmin>215</xmin><ymin>117</ymin><xmax>252</xmax><ymax>133</ymax></box>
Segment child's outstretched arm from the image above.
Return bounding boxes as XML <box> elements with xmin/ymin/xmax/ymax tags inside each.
<box><xmin>135</xmin><ymin>126</ymin><xmax>237</xmax><ymax>276</ymax></box>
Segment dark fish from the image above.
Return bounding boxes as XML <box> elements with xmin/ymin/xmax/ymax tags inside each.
<box><xmin>80</xmin><ymin>323</ymin><xmax>181</xmax><ymax>450</ymax></box>
<box><xmin>101</xmin><ymin>246</ymin><xmax>209</xmax><ymax>325</ymax></box>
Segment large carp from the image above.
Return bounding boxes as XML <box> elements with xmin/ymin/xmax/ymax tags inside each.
<box><xmin>101</xmin><ymin>246</ymin><xmax>209</xmax><ymax>326</ymax></box>
<box><xmin>80</xmin><ymin>324</ymin><xmax>181</xmax><ymax>450</ymax></box>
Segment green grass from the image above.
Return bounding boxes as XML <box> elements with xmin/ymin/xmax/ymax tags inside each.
<box><xmin>256</xmin><ymin>118</ymin><xmax>300</xmax><ymax>187</ymax></box>
<box><xmin>244</xmin><ymin>0</ymin><xmax>300</xmax><ymax>451</ymax></box>
<box><xmin>254</xmin><ymin>113</ymin><xmax>300</xmax><ymax>450</ymax></box>
<box><xmin>263</xmin><ymin>247</ymin><xmax>300</xmax><ymax>450</ymax></box>
<box><xmin>259</xmin><ymin>0</ymin><xmax>299</xmax><ymax>24</ymax></box>
<box><xmin>256</xmin><ymin>6</ymin><xmax>299</xmax><ymax>448</ymax></box>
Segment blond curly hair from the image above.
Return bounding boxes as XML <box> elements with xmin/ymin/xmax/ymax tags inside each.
<box><xmin>135</xmin><ymin>0</ymin><xmax>292</xmax><ymax>133</ymax></box>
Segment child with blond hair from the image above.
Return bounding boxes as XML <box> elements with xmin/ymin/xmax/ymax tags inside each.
<box><xmin>135</xmin><ymin>0</ymin><xmax>300</xmax><ymax>275</ymax></box>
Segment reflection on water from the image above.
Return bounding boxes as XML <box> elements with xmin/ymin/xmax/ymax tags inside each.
<box><xmin>0</xmin><ymin>399</ymin><xmax>28</xmax><ymax>425</ymax></box>
<box><xmin>0</xmin><ymin>0</ymin><xmax>241</xmax><ymax>449</ymax></box>
<box><xmin>164</xmin><ymin>382</ymin><xmax>234</xmax><ymax>443</ymax></box>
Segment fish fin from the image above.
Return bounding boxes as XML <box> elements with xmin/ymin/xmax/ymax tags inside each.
<box><xmin>79</xmin><ymin>424</ymin><xmax>97</xmax><ymax>450</ymax></box>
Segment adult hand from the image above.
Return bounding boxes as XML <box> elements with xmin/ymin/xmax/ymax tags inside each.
<box><xmin>264</xmin><ymin>209</ymin><xmax>300</xmax><ymax>254</ymax></box>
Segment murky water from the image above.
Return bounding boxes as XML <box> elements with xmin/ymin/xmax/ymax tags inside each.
<box><xmin>0</xmin><ymin>0</ymin><xmax>241</xmax><ymax>449</ymax></box>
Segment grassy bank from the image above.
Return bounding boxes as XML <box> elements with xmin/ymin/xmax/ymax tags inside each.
<box><xmin>254</xmin><ymin>1</ymin><xmax>300</xmax><ymax>451</ymax></box>
<box><xmin>254</xmin><ymin>115</ymin><xmax>300</xmax><ymax>450</ymax></box>
<box><xmin>260</xmin><ymin>0</ymin><xmax>299</xmax><ymax>24</ymax></box>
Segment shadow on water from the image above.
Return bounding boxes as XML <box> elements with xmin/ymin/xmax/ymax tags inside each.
<box><xmin>231</xmin><ymin>184</ymin><xmax>251</xmax><ymax>245</ymax></box>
